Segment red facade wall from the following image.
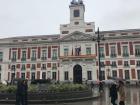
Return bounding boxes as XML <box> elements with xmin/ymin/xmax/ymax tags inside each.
<box><xmin>106</xmin><ymin>61</ymin><xmax>110</xmax><ymax>66</ymax></box>
<box><xmin>131</xmin><ymin>69</ymin><xmax>136</xmax><ymax>79</ymax></box>
<box><xmin>48</xmin><ymin>46</ymin><xmax>51</xmax><ymax>58</ymax></box>
<box><xmin>37</xmin><ymin>63</ymin><xmax>41</xmax><ymax>68</ymax></box>
<box><xmin>129</xmin><ymin>42</ymin><xmax>133</xmax><ymax>55</ymax></box>
<box><xmin>27</xmin><ymin>64</ymin><xmax>30</xmax><ymax>68</ymax></box>
<box><xmin>117</xmin><ymin>42</ymin><xmax>121</xmax><ymax>55</ymax></box>
<box><xmin>18</xmin><ymin>48</ymin><xmax>21</xmax><ymax>59</ymax></box>
<box><xmin>27</xmin><ymin>48</ymin><xmax>30</xmax><ymax>59</ymax></box>
<box><xmin>47</xmin><ymin>63</ymin><xmax>51</xmax><ymax>68</ymax></box>
<box><xmin>105</xmin><ymin>43</ymin><xmax>109</xmax><ymax>56</ymax></box>
<box><xmin>130</xmin><ymin>60</ymin><xmax>135</xmax><ymax>65</ymax></box>
<box><xmin>16</xmin><ymin>64</ymin><xmax>20</xmax><ymax>69</ymax></box>
<box><xmin>38</xmin><ymin>47</ymin><xmax>41</xmax><ymax>59</ymax></box>
<box><xmin>16</xmin><ymin>72</ymin><xmax>20</xmax><ymax>79</ymax></box>
<box><xmin>37</xmin><ymin>71</ymin><xmax>40</xmax><ymax>79</ymax></box>
<box><xmin>119</xmin><ymin>69</ymin><xmax>123</xmax><ymax>78</ymax></box>
<box><xmin>26</xmin><ymin>72</ymin><xmax>30</xmax><ymax>79</ymax></box>
<box><xmin>118</xmin><ymin>60</ymin><xmax>122</xmax><ymax>65</ymax></box>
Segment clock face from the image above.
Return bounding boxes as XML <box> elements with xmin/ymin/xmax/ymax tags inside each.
<box><xmin>74</xmin><ymin>10</ymin><xmax>80</xmax><ymax>17</ymax></box>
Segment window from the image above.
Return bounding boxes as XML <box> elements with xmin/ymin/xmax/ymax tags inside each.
<box><xmin>64</xmin><ymin>71</ymin><xmax>69</xmax><ymax>80</ymax></box>
<box><xmin>21</xmin><ymin>73</ymin><xmax>25</xmax><ymax>79</ymax></box>
<box><xmin>21</xmin><ymin>51</ymin><xmax>26</xmax><ymax>61</ymax></box>
<box><xmin>112</xmin><ymin>70</ymin><xmax>117</xmax><ymax>77</ymax></box>
<box><xmin>85</xmin><ymin>29</ymin><xmax>93</xmax><ymax>32</ymax></box>
<box><xmin>123</xmin><ymin>46</ymin><xmax>129</xmax><ymax>57</ymax></box>
<box><xmin>110</xmin><ymin>46</ymin><xmax>116</xmax><ymax>57</ymax></box>
<box><xmin>0</xmin><ymin>52</ymin><xmax>3</xmax><ymax>61</ymax></box>
<box><xmin>52</xmin><ymin>72</ymin><xmax>56</xmax><ymax>80</ymax></box>
<box><xmin>41</xmin><ymin>64</ymin><xmax>46</xmax><ymax>70</ymax></box>
<box><xmin>74</xmin><ymin>22</ymin><xmax>79</xmax><ymax>25</ymax></box>
<box><xmin>87</xmin><ymin>71</ymin><xmax>92</xmax><ymax>80</ymax></box>
<box><xmin>52</xmin><ymin>49</ymin><xmax>57</xmax><ymax>60</ymax></box>
<box><xmin>21</xmin><ymin>64</ymin><xmax>26</xmax><ymax>71</ymax></box>
<box><xmin>0</xmin><ymin>65</ymin><xmax>1</xmax><ymax>71</ymax></box>
<box><xmin>135</xmin><ymin>45</ymin><xmax>140</xmax><ymax>56</ymax></box>
<box><xmin>0</xmin><ymin>73</ymin><xmax>1</xmax><ymax>81</ymax></box>
<box><xmin>137</xmin><ymin>61</ymin><xmax>140</xmax><ymax>67</ymax></box>
<box><xmin>41</xmin><ymin>50</ymin><xmax>47</xmax><ymax>60</ymax></box>
<box><xmin>101</xmin><ymin>71</ymin><xmax>105</xmax><ymax>80</ymax></box>
<box><xmin>125</xmin><ymin>70</ymin><xmax>130</xmax><ymax>80</ymax></box>
<box><xmin>100</xmin><ymin>62</ymin><xmax>105</xmax><ymax>67</ymax></box>
<box><xmin>42</xmin><ymin>72</ymin><xmax>46</xmax><ymax>80</ymax></box>
<box><xmin>137</xmin><ymin>70</ymin><xmax>140</xmax><ymax>80</ymax></box>
<box><xmin>99</xmin><ymin>47</ymin><xmax>104</xmax><ymax>58</ymax></box>
<box><xmin>124</xmin><ymin>61</ymin><xmax>129</xmax><ymax>67</ymax></box>
<box><xmin>62</xmin><ymin>31</ymin><xmax>69</xmax><ymax>34</ymax></box>
<box><xmin>86</xmin><ymin>47</ymin><xmax>91</xmax><ymax>55</ymax></box>
<box><xmin>31</xmin><ymin>64</ymin><xmax>36</xmax><ymax>70</ymax></box>
<box><xmin>31</xmin><ymin>72</ymin><xmax>35</xmax><ymax>80</ymax></box>
<box><xmin>111</xmin><ymin>61</ymin><xmax>117</xmax><ymax>67</ymax></box>
<box><xmin>64</xmin><ymin>48</ymin><xmax>69</xmax><ymax>56</ymax></box>
<box><xmin>31</xmin><ymin>50</ymin><xmax>36</xmax><ymax>61</ymax></box>
<box><xmin>74</xmin><ymin>10</ymin><xmax>80</xmax><ymax>17</ymax></box>
<box><xmin>12</xmin><ymin>51</ymin><xmax>17</xmax><ymax>61</ymax></box>
<box><xmin>11</xmin><ymin>65</ymin><xmax>16</xmax><ymax>71</ymax></box>
<box><xmin>52</xmin><ymin>63</ymin><xmax>57</xmax><ymax>70</ymax></box>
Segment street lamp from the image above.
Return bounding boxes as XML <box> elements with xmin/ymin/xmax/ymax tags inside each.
<box><xmin>93</xmin><ymin>27</ymin><xmax>105</xmax><ymax>93</ymax></box>
<box><xmin>93</xmin><ymin>27</ymin><xmax>105</xmax><ymax>81</ymax></box>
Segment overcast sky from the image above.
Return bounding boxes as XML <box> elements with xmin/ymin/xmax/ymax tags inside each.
<box><xmin>0</xmin><ymin>0</ymin><xmax>140</xmax><ymax>38</ymax></box>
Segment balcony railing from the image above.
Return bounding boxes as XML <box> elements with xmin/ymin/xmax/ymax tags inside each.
<box><xmin>123</xmin><ymin>53</ymin><xmax>129</xmax><ymax>57</ymax></box>
<box><xmin>110</xmin><ymin>54</ymin><xmax>116</xmax><ymax>58</ymax></box>
<box><xmin>21</xmin><ymin>67</ymin><xmax>26</xmax><ymax>71</ymax></box>
<box><xmin>31</xmin><ymin>67</ymin><xmax>36</xmax><ymax>70</ymax></box>
<box><xmin>0</xmin><ymin>59</ymin><xmax>3</xmax><ymax>62</ymax></box>
<box><xmin>111</xmin><ymin>65</ymin><xmax>117</xmax><ymax>68</ymax></box>
<box><xmin>11</xmin><ymin>58</ymin><xmax>16</xmax><ymax>62</ymax></box>
<box><xmin>21</xmin><ymin>58</ymin><xmax>26</xmax><ymax>61</ymax></box>
<box><xmin>135</xmin><ymin>53</ymin><xmax>140</xmax><ymax>57</ymax></box>
<box><xmin>99</xmin><ymin>54</ymin><xmax>105</xmax><ymax>58</ymax></box>
<box><xmin>41</xmin><ymin>57</ymin><xmax>47</xmax><ymax>60</ymax></box>
<box><xmin>31</xmin><ymin>57</ymin><xmax>36</xmax><ymax>61</ymax></box>
<box><xmin>124</xmin><ymin>65</ymin><xmax>129</xmax><ymax>67</ymax></box>
<box><xmin>41</xmin><ymin>67</ymin><xmax>46</xmax><ymax>70</ymax></box>
<box><xmin>52</xmin><ymin>57</ymin><xmax>57</xmax><ymax>60</ymax></box>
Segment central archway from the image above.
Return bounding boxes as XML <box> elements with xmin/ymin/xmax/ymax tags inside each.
<box><xmin>73</xmin><ymin>64</ymin><xmax>82</xmax><ymax>84</ymax></box>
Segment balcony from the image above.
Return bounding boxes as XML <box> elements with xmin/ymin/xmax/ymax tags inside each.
<box><xmin>110</xmin><ymin>54</ymin><xmax>116</xmax><ymax>58</ymax></box>
<box><xmin>41</xmin><ymin>67</ymin><xmax>46</xmax><ymax>70</ymax></box>
<box><xmin>123</xmin><ymin>53</ymin><xmax>129</xmax><ymax>57</ymax></box>
<box><xmin>111</xmin><ymin>65</ymin><xmax>117</xmax><ymax>68</ymax></box>
<box><xmin>11</xmin><ymin>58</ymin><xmax>16</xmax><ymax>62</ymax></box>
<box><xmin>41</xmin><ymin>57</ymin><xmax>47</xmax><ymax>60</ymax></box>
<box><xmin>52</xmin><ymin>56</ymin><xmax>57</xmax><ymax>60</ymax></box>
<box><xmin>100</xmin><ymin>54</ymin><xmax>105</xmax><ymax>58</ymax></box>
<box><xmin>52</xmin><ymin>67</ymin><xmax>57</xmax><ymax>70</ymax></box>
<box><xmin>31</xmin><ymin>57</ymin><xmax>36</xmax><ymax>61</ymax></box>
<box><xmin>124</xmin><ymin>65</ymin><xmax>129</xmax><ymax>68</ymax></box>
<box><xmin>0</xmin><ymin>59</ymin><xmax>3</xmax><ymax>62</ymax></box>
<box><xmin>21</xmin><ymin>58</ymin><xmax>26</xmax><ymax>61</ymax></box>
<box><xmin>60</xmin><ymin>54</ymin><xmax>96</xmax><ymax>60</ymax></box>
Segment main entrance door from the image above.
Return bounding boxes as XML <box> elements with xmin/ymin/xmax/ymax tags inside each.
<box><xmin>73</xmin><ymin>64</ymin><xmax>82</xmax><ymax>84</ymax></box>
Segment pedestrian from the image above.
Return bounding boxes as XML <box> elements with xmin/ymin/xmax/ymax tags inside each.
<box><xmin>21</xmin><ymin>79</ymin><xmax>28</xmax><ymax>105</ymax></box>
<box><xmin>99</xmin><ymin>81</ymin><xmax>104</xmax><ymax>93</ymax></box>
<box><xmin>16</xmin><ymin>79</ymin><xmax>22</xmax><ymax>105</ymax></box>
<box><xmin>109</xmin><ymin>83</ymin><xmax>118</xmax><ymax>105</ymax></box>
<box><xmin>118</xmin><ymin>81</ymin><xmax>125</xmax><ymax>105</ymax></box>
<box><xmin>90</xmin><ymin>81</ymin><xmax>94</xmax><ymax>89</ymax></box>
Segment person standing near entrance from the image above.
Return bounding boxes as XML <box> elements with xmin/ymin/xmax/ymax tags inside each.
<box><xmin>118</xmin><ymin>81</ymin><xmax>125</xmax><ymax>105</ymax></box>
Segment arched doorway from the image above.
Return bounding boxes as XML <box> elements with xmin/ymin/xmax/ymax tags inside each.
<box><xmin>73</xmin><ymin>64</ymin><xmax>82</xmax><ymax>84</ymax></box>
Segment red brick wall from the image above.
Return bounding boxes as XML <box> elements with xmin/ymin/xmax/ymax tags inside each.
<box><xmin>47</xmin><ymin>63</ymin><xmax>51</xmax><ymax>68</ymax></box>
<box><xmin>48</xmin><ymin>46</ymin><xmax>51</xmax><ymax>58</ymax></box>
<box><xmin>27</xmin><ymin>48</ymin><xmax>30</xmax><ymax>59</ymax></box>
<box><xmin>118</xmin><ymin>60</ymin><xmax>122</xmax><ymax>65</ymax></box>
<box><xmin>129</xmin><ymin>42</ymin><xmax>133</xmax><ymax>55</ymax></box>
<box><xmin>131</xmin><ymin>69</ymin><xmax>136</xmax><ymax>79</ymax></box>
<box><xmin>117</xmin><ymin>42</ymin><xmax>121</xmax><ymax>55</ymax></box>
<box><xmin>16</xmin><ymin>64</ymin><xmax>20</xmax><ymax>69</ymax></box>
<box><xmin>106</xmin><ymin>61</ymin><xmax>110</xmax><ymax>66</ymax></box>
<box><xmin>105</xmin><ymin>43</ymin><xmax>109</xmax><ymax>56</ymax></box>
<box><xmin>27</xmin><ymin>64</ymin><xmax>30</xmax><ymax>68</ymax></box>
<box><xmin>119</xmin><ymin>69</ymin><xmax>123</xmax><ymax>78</ymax></box>
<box><xmin>38</xmin><ymin>47</ymin><xmax>41</xmax><ymax>59</ymax></box>
<box><xmin>37</xmin><ymin>63</ymin><xmax>41</xmax><ymax>68</ymax></box>
<box><xmin>130</xmin><ymin>60</ymin><xmax>135</xmax><ymax>65</ymax></box>
<box><xmin>18</xmin><ymin>48</ymin><xmax>21</xmax><ymax>59</ymax></box>
<box><xmin>37</xmin><ymin>71</ymin><xmax>40</xmax><ymax>79</ymax></box>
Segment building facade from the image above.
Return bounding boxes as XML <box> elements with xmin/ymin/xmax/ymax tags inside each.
<box><xmin>0</xmin><ymin>0</ymin><xmax>140</xmax><ymax>83</ymax></box>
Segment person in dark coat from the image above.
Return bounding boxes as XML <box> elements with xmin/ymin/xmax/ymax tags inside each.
<box><xmin>109</xmin><ymin>83</ymin><xmax>118</xmax><ymax>105</ymax></box>
<box><xmin>16</xmin><ymin>79</ymin><xmax>22</xmax><ymax>105</ymax></box>
<box><xmin>21</xmin><ymin>80</ymin><xmax>28</xmax><ymax>105</ymax></box>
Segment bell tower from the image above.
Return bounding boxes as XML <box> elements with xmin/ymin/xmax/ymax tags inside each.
<box><xmin>70</xmin><ymin>0</ymin><xmax>85</xmax><ymax>25</ymax></box>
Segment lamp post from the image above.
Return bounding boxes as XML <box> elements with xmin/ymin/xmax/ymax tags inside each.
<box><xmin>93</xmin><ymin>27</ymin><xmax>105</xmax><ymax>81</ymax></box>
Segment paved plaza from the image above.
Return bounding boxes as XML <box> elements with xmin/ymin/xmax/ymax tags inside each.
<box><xmin>33</xmin><ymin>87</ymin><xmax>140</xmax><ymax>105</ymax></box>
<box><xmin>1</xmin><ymin>86</ymin><xmax>140</xmax><ymax>105</ymax></box>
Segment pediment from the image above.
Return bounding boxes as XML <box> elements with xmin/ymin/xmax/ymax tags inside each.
<box><xmin>59</xmin><ymin>31</ymin><xmax>93</xmax><ymax>42</ymax></box>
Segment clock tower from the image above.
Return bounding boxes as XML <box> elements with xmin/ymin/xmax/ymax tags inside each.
<box><xmin>69</xmin><ymin>0</ymin><xmax>85</xmax><ymax>25</ymax></box>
